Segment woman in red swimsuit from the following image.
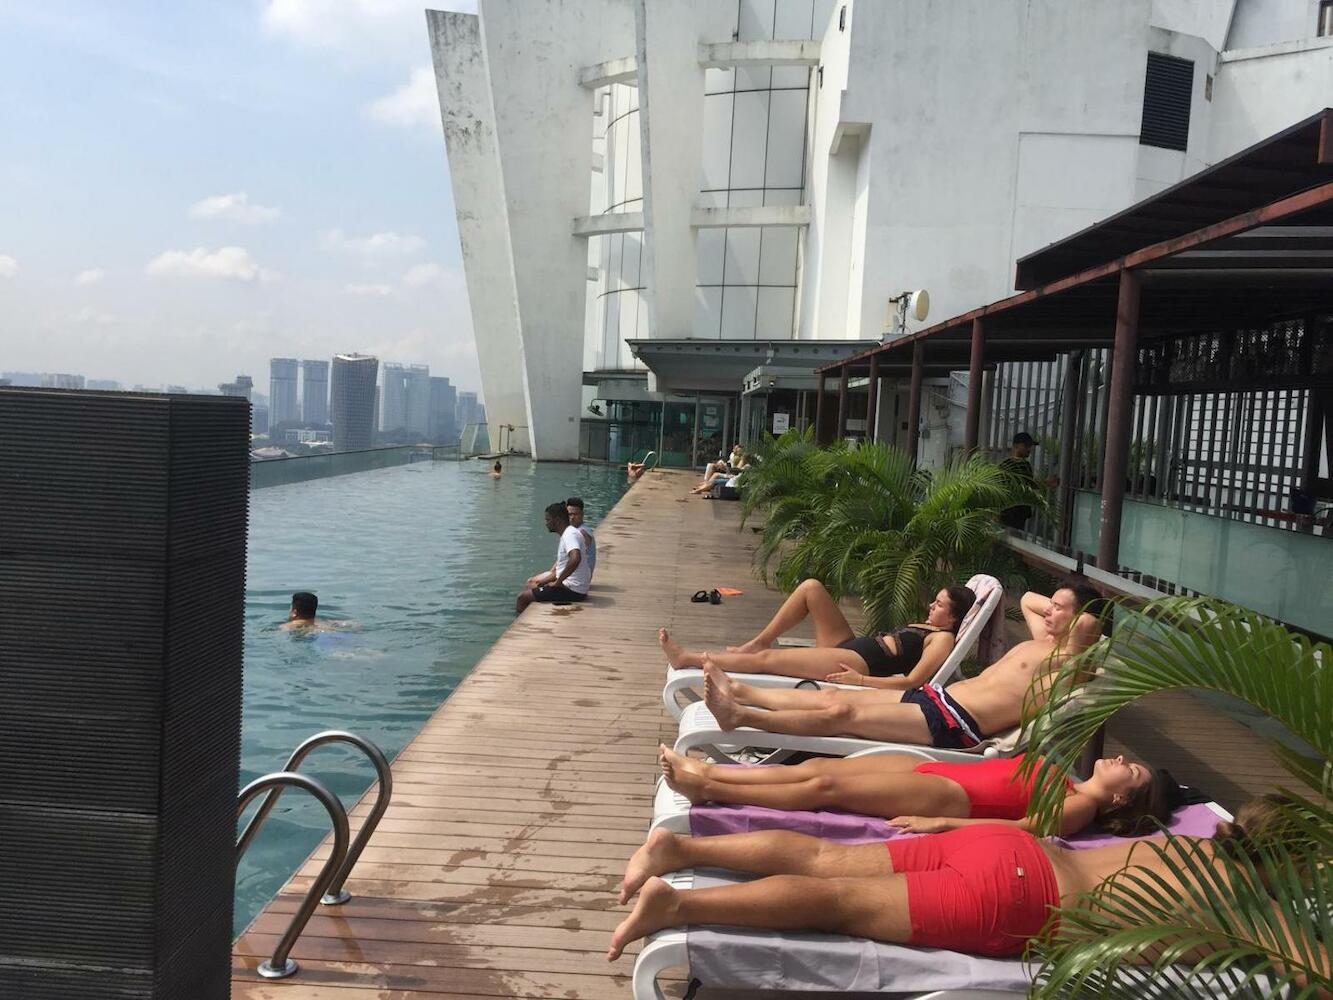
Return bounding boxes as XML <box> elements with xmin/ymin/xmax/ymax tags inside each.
<box><xmin>608</xmin><ymin>798</ymin><xmax>1317</xmax><ymax>969</ymax></box>
<box><xmin>659</xmin><ymin>744</ymin><xmax>1180</xmax><ymax>838</ymax></box>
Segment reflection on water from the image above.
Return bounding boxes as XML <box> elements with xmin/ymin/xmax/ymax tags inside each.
<box><xmin>235</xmin><ymin>459</ymin><xmax>626</xmax><ymax>933</ymax></box>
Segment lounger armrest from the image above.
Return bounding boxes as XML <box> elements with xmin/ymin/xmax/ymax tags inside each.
<box><xmin>632</xmin><ymin>932</ymin><xmax>688</xmax><ymax>1000</ymax></box>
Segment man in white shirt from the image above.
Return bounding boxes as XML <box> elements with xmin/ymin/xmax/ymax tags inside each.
<box><xmin>516</xmin><ymin>502</ymin><xmax>591</xmax><ymax>613</ymax></box>
<box><xmin>566</xmin><ymin>496</ymin><xmax>596</xmax><ymax>576</ymax></box>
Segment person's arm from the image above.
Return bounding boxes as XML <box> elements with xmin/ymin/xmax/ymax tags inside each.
<box><xmin>553</xmin><ymin>546</ymin><xmax>581</xmax><ymax>586</ymax></box>
<box><xmin>1021</xmin><ymin>591</ymin><xmax>1051</xmax><ymax>640</ymax></box>
<box><xmin>890</xmin><ymin>793</ymin><xmax>1098</xmax><ymax>836</ymax></box>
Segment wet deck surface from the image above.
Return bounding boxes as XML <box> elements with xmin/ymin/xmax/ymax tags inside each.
<box><xmin>233</xmin><ymin>468</ymin><xmax>1292</xmax><ymax>998</ymax></box>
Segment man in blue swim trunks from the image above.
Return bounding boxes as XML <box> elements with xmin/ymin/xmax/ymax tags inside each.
<box><xmin>703</xmin><ymin>582</ymin><xmax>1104</xmax><ymax>750</ymax></box>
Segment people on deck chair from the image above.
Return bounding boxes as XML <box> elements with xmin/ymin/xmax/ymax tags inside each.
<box><xmin>607</xmin><ymin>797</ymin><xmax>1325</xmax><ymax>976</ymax></box>
<box><xmin>690</xmin><ymin>460</ymin><xmax>734</xmax><ymax>495</ymax></box>
<box><xmin>659</xmin><ymin>580</ymin><xmax>976</xmax><ymax>688</ymax></box>
<box><xmin>658</xmin><ymin>745</ymin><xmax>1182</xmax><ymax>838</ymax></box>
<box><xmin>701</xmin><ymin>581</ymin><xmax>1104</xmax><ymax>750</ymax></box>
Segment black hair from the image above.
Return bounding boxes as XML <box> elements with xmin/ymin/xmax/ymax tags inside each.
<box><xmin>1060</xmin><ymin>577</ymin><xmax>1106</xmax><ymax>621</ymax></box>
<box><xmin>494</xmin><ymin>460</ymin><xmax>502</xmax><ymax>471</ymax></box>
<box><xmin>545</xmin><ymin>502</ymin><xmax>570</xmax><ymax>523</ymax></box>
<box><xmin>943</xmin><ymin>586</ymin><xmax>976</xmax><ymax>632</ymax></box>
<box><xmin>1095</xmin><ymin>766</ymin><xmax>1186</xmax><ymax>836</ymax></box>
<box><xmin>1012</xmin><ymin>431</ymin><xmax>1035</xmax><ymax>446</ymax></box>
<box><xmin>565</xmin><ymin>496</ymin><xmax>584</xmax><ymax>511</ymax></box>
<box><xmin>291</xmin><ymin>591</ymin><xmax>318</xmax><ymax>619</ymax></box>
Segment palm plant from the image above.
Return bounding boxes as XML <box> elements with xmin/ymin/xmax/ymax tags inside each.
<box><xmin>1016</xmin><ymin>596</ymin><xmax>1332</xmax><ymax>997</ymax></box>
<box><xmin>740</xmin><ymin>434</ymin><xmax>1035</xmax><ymax>634</ymax></box>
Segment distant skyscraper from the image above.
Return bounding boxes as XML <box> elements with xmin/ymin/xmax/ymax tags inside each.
<box><xmin>331</xmin><ymin>353</ymin><xmax>378</xmax><ymax>451</ymax></box>
<box><xmin>165</xmin><ymin>384</ymin><xmax>187</xmax><ymax>394</ymax></box>
<box><xmin>301</xmin><ymin>359</ymin><xmax>329</xmax><ymax>425</ymax></box>
<box><xmin>269</xmin><ymin>358</ymin><xmax>300</xmax><ymax>428</ymax></box>
<box><xmin>428</xmin><ymin>376</ymin><xmax>457</xmax><ymax>443</ymax></box>
<box><xmin>252</xmin><ymin>405</ymin><xmax>270</xmax><ymax>434</ymax></box>
<box><xmin>41</xmin><ymin>373</ymin><xmax>85</xmax><ymax>389</ymax></box>
<box><xmin>405</xmin><ymin>364</ymin><xmax>431</xmax><ymax>437</ymax></box>
<box><xmin>455</xmin><ymin>390</ymin><xmax>479</xmax><ymax>432</ymax></box>
<box><xmin>86</xmin><ymin>379</ymin><xmax>121</xmax><ymax>391</ymax></box>
<box><xmin>218</xmin><ymin>375</ymin><xmax>253</xmax><ymax>401</ymax></box>
<box><xmin>380</xmin><ymin>362</ymin><xmax>408</xmax><ymax>433</ymax></box>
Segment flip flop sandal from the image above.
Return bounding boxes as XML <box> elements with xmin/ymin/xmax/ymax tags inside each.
<box><xmin>690</xmin><ymin>590</ymin><xmax>710</xmax><ymax>603</ymax></box>
<box><xmin>709</xmin><ymin>589</ymin><xmax>722</xmax><ymax>605</ymax></box>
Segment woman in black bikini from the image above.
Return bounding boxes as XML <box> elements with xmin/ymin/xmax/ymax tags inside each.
<box><xmin>658</xmin><ymin>581</ymin><xmax>976</xmax><ymax>690</ymax></box>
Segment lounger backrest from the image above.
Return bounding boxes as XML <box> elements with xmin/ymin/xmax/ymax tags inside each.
<box><xmin>929</xmin><ymin>574</ymin><xmax>1003</xmax><ymax>686</ymax></box>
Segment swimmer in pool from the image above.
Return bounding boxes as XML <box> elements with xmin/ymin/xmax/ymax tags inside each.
<box><xmin>280</xmin><ymin>591</ymin><xmax>338</xmax><ymax>634</ymax></box>
<box><xmin>490</xmin><ymin>460</ymin><xmax>503</xmax><ymax>479</ymax></box>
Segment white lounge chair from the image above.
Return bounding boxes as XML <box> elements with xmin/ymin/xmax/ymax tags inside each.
<box><xmin>662</xmin><ymin>574</ymin><xmax>1004</xmax><ymax>720</ymax></box>
<box><xmin>631</xmin><ymin>802</ymin><xmax>1239</xmax><ymax>1000</ymax></box>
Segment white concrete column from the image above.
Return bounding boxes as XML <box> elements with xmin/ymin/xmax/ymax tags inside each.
<box><xmin>634</xmin><ymin>0</ymin><xmax>704</xmax><ymax>340</ymax></box>
<box><xmin>428</xmin><ymin>10</ymin><xmax>529</xmax><ymax>455</ymax></box>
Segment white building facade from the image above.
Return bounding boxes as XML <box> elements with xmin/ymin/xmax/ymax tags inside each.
<box><xmin>429</xmin><ymin>0</ymin><xmax>1333</xmax><ymax>461</ymax></box>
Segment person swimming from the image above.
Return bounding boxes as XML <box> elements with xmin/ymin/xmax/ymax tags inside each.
<box><xmin>280</xmin><ymin>591</ymin><xmax>353</xmax><ymax>635</ymax></box>
<box><xmin>490</xmin><ymin>460</ymin><xmax>503</xmax><ymax>479</ymax></box>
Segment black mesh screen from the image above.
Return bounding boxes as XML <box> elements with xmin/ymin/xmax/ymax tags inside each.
<box><xmin>1140</xmin><ymin>52</ymin><xmax>1194</xmax><ymax>152</ymax></box>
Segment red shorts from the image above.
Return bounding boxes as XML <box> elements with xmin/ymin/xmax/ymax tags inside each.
<box><xmin>886</xmin><ymin>825</ymin><xmax>1060</xmax><ymax>957</ymax></box>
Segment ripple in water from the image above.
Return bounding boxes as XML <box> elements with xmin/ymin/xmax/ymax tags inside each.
<box><xmin>235</xmin><ymin>458</ymin><xmax>627</xmax><ymax>934</ymax></box>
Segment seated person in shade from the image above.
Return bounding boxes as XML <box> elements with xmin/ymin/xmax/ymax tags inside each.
<box><xmin>280</xmin><ymin>591</ymin><xmax>335</xmax><ymax>633</ymax></box>
<box><xmin>659</xmin><ymin>582</ymin><xmax>974</xmax><ymax>689</ymax></box>
<box><xmin>566</xmin><ymin>496</ymin><xmax>596</xmax><ymax>575</ymax></box>
<box><xmin>690</xmin><ymin>460</ymin><xmax>732</xmax><ymax>495</ymax></box>
<box><xmin>701</xmin><ymin>581</ymin><xmax>1105</xmax><ymax>750</ymax></box>
<box><xmin>516</xmin><ymin>502</ymin><xmax>591</xmax><ymax>613</ymax></box>
<box><xmin>607</xmin><ymin>797</ymin><xmax>1325</xmax><ymax>977</ymax></box>
<box><xmin>658</xmin><ymin>743</ymin><xmax>1180</xmax><ymax>838</ymax></box>
<box><xmin>728</xmin><ymin>442</ymin><xmax>745</xmax><ymax>469</ymax></box>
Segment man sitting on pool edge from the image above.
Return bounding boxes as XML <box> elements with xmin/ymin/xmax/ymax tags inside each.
<box><xmin>517</xmin><ymin>502</ymin><xmax>592</xmax><ymax>613</ymax></box>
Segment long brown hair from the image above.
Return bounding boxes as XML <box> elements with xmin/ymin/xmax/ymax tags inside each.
<box><xmin>1094</xmin><ymin>767</ymin><xmax>1185</xmax><ymax>836</ymax></box>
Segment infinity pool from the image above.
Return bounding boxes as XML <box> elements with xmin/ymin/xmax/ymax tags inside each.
<box><xmin>236</xmin><ymin>458</ymin><xmax>627</xmax><ymax>933</ymax></box>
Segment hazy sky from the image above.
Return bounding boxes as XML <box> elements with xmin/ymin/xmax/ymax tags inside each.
<box><xmin>0</xmin><ymin>0</ymin><xmax>482</xmax><ymax>395</ymax></box>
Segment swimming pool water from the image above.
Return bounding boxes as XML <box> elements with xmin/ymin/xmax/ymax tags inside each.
<box><xmin>236</xmin><ymin>458</ymin><xmax>627</xmax><ymax>934</ymax></box>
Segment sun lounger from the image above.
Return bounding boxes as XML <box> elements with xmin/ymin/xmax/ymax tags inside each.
<box><xmin>631</xmin><ymin>802</ymin><xmax>1237</xmax><ymax>1000</ymax></box>
<box><xmin>662</xmin><ymin>574</ymin><xmax>1003</xmax><ymax>720</ymax></box>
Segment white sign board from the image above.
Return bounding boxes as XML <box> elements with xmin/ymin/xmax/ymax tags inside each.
<box><xmin>771</xmin><ymin>412</ymin><xmax>790</xmax><ymax>434</ymax></box>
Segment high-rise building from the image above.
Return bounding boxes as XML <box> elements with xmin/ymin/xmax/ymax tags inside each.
<box><xmin>405</xmin><ymin>365</ymin><xmax>431</xmax><ymax>437</ymax></box>
<box><xmin>379</xmin><ymin>363</ymin><xmax>433</xmax><ymax>439</ymax></box>
<box><xmin>431</xmin><ymin>0</ymin><xmax>1332</xmax><ymax>461</ymax></box>
<box><xmin>86</xmin><ymin>379</ymin><xmax>121</xmax><ymax>391</ymax></box>
<box><xmin>379</xmin><ymin>363</ymin><xmax>409</xmax><ymax>434</ymax></box>
<box><xmin>218</xmin><ymin>375</ymin><xmax>253</xmax><ymax>401</ymax></box>
<box><xmin>455</xmin><ymin>390</ymin><xmax>479</xmax><ymax>434</ymax></box>
<box><xmin>428</xmin><ymin>376</ymin><xmax>458</xmax><ymax>442</ymax></box>
<box><xmin>41</xmin><ymin>373</ymin><xmax>85</xmax><ymax>389</ymax></box>
<box><xmin>269</xmin><ymin>358</ymin><xmax>300</xmax><ymax>428</ymax></box>
<box><xmin>330</xmin><ymin>354</ymin><xmax>378</xmax><ymax>451</ymax></box>
<box><xmin>301</xmin><ymin>359</ymin><xmax>330</xmax><ymax>425</ymax></box>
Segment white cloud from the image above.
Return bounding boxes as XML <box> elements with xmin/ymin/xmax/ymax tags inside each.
<box><xmin>188</xmin><ymin>191</ymin><xmax>280</xmax><ymax>224</ymax></box>
<box><xmin>402</xmin><ymin>261</ymin><xmax>448</xmax><ymax>287</ymax></box>
<box><xmin>345</xmin><ymin>282</ymin><xmax>394</xmax><ymax>296</ymax></box>
<box><xmin>260</xmin><ymin>0</ymin><xmax>475</xmax><ymax>56</ymax></box>
<box><xmin>366</xmin><ymin>66</ymin><xmax>439</xmax><ymax>130</ymax></box>
<box><xmin>323</xmin><ymin>228</ymin><xmax>425</xmax><ymax>256</ymax></box>
<box><xmin>0</xmin><ymin>254</ymin><xmax>18</xmax><ymax>278</ymax></box>
<box><xmin>75</xmin><ymin>268</ymin><xmax>106</xmax><ymax>286</ymax></box>
<box><xmin>145</xmin><ymin>246</ymin><xmax>278</xmax><ymax>282</ymax></box>
<box><xmin>72</xmin><ymin>306</ymin><xmax>116</xmax><ymax>325</ymax></box>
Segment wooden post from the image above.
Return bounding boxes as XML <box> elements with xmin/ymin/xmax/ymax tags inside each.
<box><xmin>1097</xmin><ymin>270</ymin><xmax>1141</xmax><ymax>571</ymax></box>
<box><xmin>866</xmin><ymin>353</ymin><xmax>880</xmax><ymax>442</ymax></box>
<box><xmin>1058</xmin><ymin>352</ymin><xmax>1083</xmax><ymax>548</ymax></box>
<box><xmin>907</xmin><ymin>341</ymin><xmax>924</xmax><ymax>464</ymax></box>
<box><xmin>835</xmin><ymin>366</ymin><xmax>849</xmax><ymax>443</ymax></box>
<box><xmin>814</xmin><ymin>372</ymin><xmax>827</xmax><ymax>444</ymax></box>
<box><xmin>965</xmin><ymin>318</ymin><xmax>985</xmax><ymax>451</ymax></box>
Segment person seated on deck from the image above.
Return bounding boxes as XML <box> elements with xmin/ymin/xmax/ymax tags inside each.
<box><xmin>627</xmin><ymin>460</ymin><xmax>648</xmax><ymax>481</ymax></box>
<box><xmin>690</xmin><ymin>460</ymin><xmax>732</xmax><ymax>495</ymax></box>
<box><xmin>728</xmin><ymin>442</ymin><xmax>745</xmax><ymax>469</ymax></box>
<box><xmin>700</xmin><ymin>581</ymin><xmax>1105</xmax><ymax>750</ymax></box>
<box><xmin>280</xmin><ymin>591</ymin><xmax>337</xmax><ymax>634</ymax></box>
<box><xmin>658</xmin><ymin>743</ymin><xmax>1181</xmax><ymax>838</ymax></box>
<box><xmin>516</xmin><ymin>502</ymin><xmax>591</xmax><ymax>613</ymax></box>
<box><xmin>607</xmin><ymin>797</ymin><xmax>1327</xmax><ymax>980</ymax></box>
<box><xmin>566</xmin><ymin>496</ymin><xmax>596</xmax><ymax>575</ymax></box>
<box><xmin>659</xmin><ymin>581</ymin><xmax>975</xmax><ymax>689</ymax></box>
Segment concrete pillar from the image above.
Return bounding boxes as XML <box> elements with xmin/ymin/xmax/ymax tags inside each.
<box><xmin>1057</xmin><ymin>352</ymin><xmax>1083</xmax><ymax>547</ymax></box>
<box><xmin>908</xmin><ymin>341</ymin><xmax>925</xmax><ymax>464</ymax></box>
<box><xmin>1098</xmin><ymin>270</ymin><xmax>1141</xmax><ymax>571</ymax></box>
<box><xmin>965</xmin><ymin>318</ymin><xmax>985</xmax><ymax>451</ymax></box>
<box><xmin>635</xmin><ymin>0</ymin><xmax>703</xmax><ymax>340</ymax></box>
<box><xmin>835</xmin><ymin>366</ymin><xmax>849</xmax><ymax>442</ymax></box>
<box><xmin>815</xmin><ymin>373</ymin><xmax>828</xmax><ymax>445</ymax></box>
<box><xmin>866</xmin><ymin>353</ymin><xmax>880</xmax><ymax>442</ymax></box>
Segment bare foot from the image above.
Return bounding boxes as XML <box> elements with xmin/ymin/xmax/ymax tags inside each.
<box><xmin>659</xmin><ymin>744</ymin><xmax>708</xmax><ymax>805</ymax></box>
<box><xmin>703</xmin><ymin>656</ymin><xmax>743</xmax><ymax>730</ymax></box>
<box><xmin>727</xmin><ymin>637</ymin><xmax>771</xmax><ymax>653</ymax></box>
<box><xmin>658</xmin><ymin>628</ymin><xmax>701</xmax><ymax>670</ymax></box>
<box><xmin>619</xmin><ymin>826</ymin><xmax>681</xmax><ymax>905</ymax></box>
<box><xmin>607</xmin><ymin>877</ymin><xmax>679</xmax><ymax>961</ymax></box>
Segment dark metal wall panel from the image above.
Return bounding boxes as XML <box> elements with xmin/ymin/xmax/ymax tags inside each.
<box><xmin>1140</xmin><ymin>52</ymin><xmax>1194</xmax><ymax>152</ymax></box>
<box><xmin>0</xmin><ymin>388</ymin><xmax>248</xmax><ymax>999</ymax></box>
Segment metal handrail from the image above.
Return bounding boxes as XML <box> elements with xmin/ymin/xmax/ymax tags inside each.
<box><xmin>236</xmin><ymin>772</ymin><xmax>349</xmax><ymax>980</ymax></box>
<box><xmin>236</xmin><ymin>729</ymin><xmax>393</xmax><ymax>905</ymax></box>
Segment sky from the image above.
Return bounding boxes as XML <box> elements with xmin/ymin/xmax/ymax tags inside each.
<box><xmin>0</xmin><ymin>0</ymin><xmax>482</xmax><ymax>396</ymax></box>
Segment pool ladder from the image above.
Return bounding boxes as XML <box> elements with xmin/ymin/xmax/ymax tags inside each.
<box><xmin>235</xmin><ymin>730</ymin><xmax>394</xmax><ymax>979</ymax></box>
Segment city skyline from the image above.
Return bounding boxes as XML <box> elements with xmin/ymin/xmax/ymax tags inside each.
<box><xmin>0</xmin><ymin>1</ymin><xmax>482</xmax><ymax>394</ymax></box>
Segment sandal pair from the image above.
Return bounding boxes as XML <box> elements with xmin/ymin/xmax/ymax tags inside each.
<box><xmin>690</xmin><ymin>589</ymin><xmax>722</xmax><ymax>605</ymax></box>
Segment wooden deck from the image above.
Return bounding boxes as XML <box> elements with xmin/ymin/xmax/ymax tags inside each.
<box><xmin>233</xmin><ymin>468</ymin><xmax>1293</xmax><ymax>999</ymax></box>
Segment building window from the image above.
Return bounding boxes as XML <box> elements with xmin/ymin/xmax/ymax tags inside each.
<box><xmin>1319</xmin><ymin>1</ymin><xmax>1333</xmax><ymax>37</ymax></box>
<box><xmin>1139</xmin><ymin>52</ymin><xmax>1194</xmax><ymax>152</ymax></box>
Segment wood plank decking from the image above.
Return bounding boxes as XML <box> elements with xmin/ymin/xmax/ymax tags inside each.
<box><xmin>232</xmin><ymin>468</ymin><xmax>1294</xmax><ymax>999</ymax></box>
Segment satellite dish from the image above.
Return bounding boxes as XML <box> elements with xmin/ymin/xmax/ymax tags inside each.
<box><xmin>908</xmin><ymin>289</ymin><xmax>930</xmax><ymax>322</ymax></box>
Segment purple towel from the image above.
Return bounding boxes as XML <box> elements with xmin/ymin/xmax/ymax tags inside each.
<box><xmin>689</xmin><ymin>801</ymin><xmax>1222</xmax><ymax>846</ymax></box>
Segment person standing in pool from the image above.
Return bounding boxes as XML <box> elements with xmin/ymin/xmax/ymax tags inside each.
<box><xmin>490</xmin><ymin>460</ymin><xmax>503</xmax><ymax>479</ymax></box>
<box><xmin>280</xmin><ymin>592</ymin><xmax>332</xmax><ymax>633</ymax></box>
<box><xmin>517</xmin><ymin>503</ymin><xmax>591</xmax><ymax>613</ymax></box>
<box><xmin>566</xmin><ymin>497</ymin><xmax>596</xmax><ymax>576</ymax></box>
